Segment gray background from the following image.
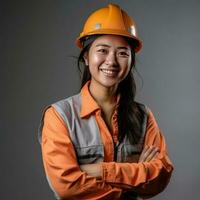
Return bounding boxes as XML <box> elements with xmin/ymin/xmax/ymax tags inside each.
<box><xmin>1</xmin><ymin>0</ymin><xmax>200</xmax><ymax>199</ymax></box>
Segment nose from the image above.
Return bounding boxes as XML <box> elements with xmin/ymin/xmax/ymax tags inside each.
<box><xmin>105</xmin><ymin>52</ymin><xmax>118</xmax><ymax>66</ymax></box>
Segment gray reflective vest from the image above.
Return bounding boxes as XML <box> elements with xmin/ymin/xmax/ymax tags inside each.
<box><xmin>38</xmin><ymin>93</ymin><xmax>149</xmax><ymax>200</ymax></box>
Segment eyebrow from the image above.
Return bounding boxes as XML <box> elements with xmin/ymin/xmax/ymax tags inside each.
<box><xmin>95</xmin><ymin>44</ymin><xmax>130</xmax><ymax>50</ymax></box>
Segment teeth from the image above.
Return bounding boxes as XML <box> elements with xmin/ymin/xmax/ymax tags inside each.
<box><xmin>101</xmin><ymin>69</ymin><xmax>118</xmax><ymax>75</ymax></box>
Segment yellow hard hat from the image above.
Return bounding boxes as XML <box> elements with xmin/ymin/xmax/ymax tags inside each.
<box><xmin>76</xmin><ymin>4</ymin><xmax>142</xmax><ymax>53</ymax></box>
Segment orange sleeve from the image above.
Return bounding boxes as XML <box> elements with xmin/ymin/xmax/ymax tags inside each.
<box><xmin>41</xmin><ymin>107</ymin><xmax>122</xmax><ymax>200</ymax></box>
<box><xmin>101</xmin><ymin>109</ymin><xmax>174</xmax><ymax>198</ymax></box>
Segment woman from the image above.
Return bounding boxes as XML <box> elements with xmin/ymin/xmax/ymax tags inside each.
<box><xmin>38</xmin><ymin>4</ymin><xmax>173</xmax><ymax>200</ymax></box>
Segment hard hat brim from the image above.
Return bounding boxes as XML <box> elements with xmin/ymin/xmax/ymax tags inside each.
<box><xmin>76</xmin><ymin>29</ymin><xmax>142</xmax><ymax>53</ymax></box>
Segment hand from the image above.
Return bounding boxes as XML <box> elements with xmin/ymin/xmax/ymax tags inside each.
<box><xmin>139</xmin><ymin>145</ymin><xmax>159</xmax><ymax>162</ymax></box>
<box><xmin>80</xmin><ymin>163</ymin><xmax>102</xmax><ymax>179</ymax></box>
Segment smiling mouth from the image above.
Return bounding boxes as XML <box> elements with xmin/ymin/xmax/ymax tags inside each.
<box><xmin>100</xmin><ymin>68</ymin><xmax>119</xmax><ymax>77</ymax></box>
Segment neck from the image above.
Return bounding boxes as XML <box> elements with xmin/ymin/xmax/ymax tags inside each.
<box><xmin>89</xmin><ymin>80</ymin><xmax>118</xmax><ymax>107</ymax></box>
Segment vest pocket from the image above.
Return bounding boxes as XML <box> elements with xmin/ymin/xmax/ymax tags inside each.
<box><xmin>75</xmin><ymin>145</ymin><xmax>104</xmax><ymax>164</ymax></box>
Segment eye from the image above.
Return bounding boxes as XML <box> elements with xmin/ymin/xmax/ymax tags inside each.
<box><xmin>97</xmin><ymin>48</ymin><xmax>108</xmax><ymax>54</ymax></box>
<box><xmin>118</xmin><ymin>51</ymin><xmax>130</xmax><ymax>57</ymax></box>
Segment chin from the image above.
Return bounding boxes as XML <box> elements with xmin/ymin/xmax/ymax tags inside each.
<box><xmin>98</xmin><ymin>79</ymin><xmax>119</xmax><ymax>89</ymax></box>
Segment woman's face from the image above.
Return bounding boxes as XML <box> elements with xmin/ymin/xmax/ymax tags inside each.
<box><xmin>84</xmin><ymin>35</ymin><xmax>132</xmax><ymax>89</ymax></box>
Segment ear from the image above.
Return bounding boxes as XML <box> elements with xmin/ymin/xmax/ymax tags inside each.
<box><xmin>83</xmin><ymin>51</ymin><xmax>89</xmax><ymax>66</ymax></box>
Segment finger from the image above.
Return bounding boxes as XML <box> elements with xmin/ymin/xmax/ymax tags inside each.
<box><xmin>145</xmin><ymin>147</ymin><xmax>159</xmax><ymax>162</ymax></box>
<box><xmin>139</xmin><ymin>145</ymin><xmax>150</xmax><ymax>162</ymax></box>
<box><xmin>139</xmin><ymin>145</ymin><xmax>156</xmax><ymax>162</ymax></box>
<box><xmin>140</xmin><ymin>146</ymin><xmax>158</xmax><ymax>162</ymax></box>
<box><xmin>141</xmin><ymin>146</ymin><xmax>155</xmax><ymax>160</ymax></box>
<box><xmin>146</xmin><ymin>151</ymin><xmax>159</xmax><ymax>162</ymax></box>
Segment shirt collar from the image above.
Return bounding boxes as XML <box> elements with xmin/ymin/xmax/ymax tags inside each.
<box><xmin>80</xmin><ymin>81</ymin><xmax>100</xmax><ymax>118</ymax></box>
<box><xmin>80</xmin><ymin>81</ymin><xmax>121</xmax><ymax>118</ymax></box>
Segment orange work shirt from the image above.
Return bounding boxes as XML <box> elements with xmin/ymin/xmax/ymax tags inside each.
<box><xmin>40</xmin><ymin>81</ymin><xmax>173</xmax><ymax>199</ymax></box>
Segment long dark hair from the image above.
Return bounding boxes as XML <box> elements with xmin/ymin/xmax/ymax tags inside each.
<box><xmin>77</xmin><ymin>36</ymin><xmax>145</xmax><ymax>145</ymax></box>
